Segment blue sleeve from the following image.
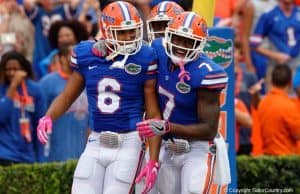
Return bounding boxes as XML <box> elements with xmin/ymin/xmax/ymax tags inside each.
<box><xmin>0</xmin><ymin>96</ymin><xmax>13</xmax><ymax>123</ymax></box>
<box><xmin>250</xmin><ymin>12</ymin><xmax>272</xmax><ymax>47</ymax></box>
<box><xmin>194</xmin><ymin>59</ymin><xmax>228</xmax><ymax>91</ymax></box>
<box><xmin>145</xmin><ymin>48</ymin><xmax>158</xmax><ymax>81</ymax></box>
<box><xmin>70</xmin><ymin>41</ymin><xmax>94</xmax><ymax>75</ymax></box>
<box><xmin>56</xmin><ymin>4</ymin><xmax>77</xmax><ymax>20</ymax></box>
<box><xmin>199</xmin><ymin>69</ymin><xmax>228</xmax><ymax>91</ymax></box>
<box><xmin>25</xmin><ymin>6</ymin><xmax>40</xmax><ymax>23</ymax></box>
<box><xmin>254</xmin><ymin>13</ymin><xmax>271</xmax><ymax>36</ymax></box>
<box><xmin>148</xmin><ymin>38</ymin><xmax>167</xmax><ymax>81</ymax></box>
<box><xmin>70</xmin><ymin>40</ymin><xmax>97</xmax><ymax>76</ymax></box>
<box><xmin>70</xmin><ymin>44</ymin><xmax>83</xmax><ymax>74</ymax></box>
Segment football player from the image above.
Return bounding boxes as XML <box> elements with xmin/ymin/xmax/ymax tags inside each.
<box><xmin>136</xmin><ymin>12</ymin><xmax>230</xmax><ymax>194</ymax></box>
<box><xmin>146</xmin><ymin>1</ymin><xmax>184</xmax><ymax>43</ymax></box>
<box><xmin>36</xmin><ymin>1</ymin><xmax>161</xmax><ymax>194</ymax></box>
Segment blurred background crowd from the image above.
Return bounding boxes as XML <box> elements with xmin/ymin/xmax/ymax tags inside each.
<box><xmin>0</xmin><ymin>0</ymin><xmax>300</xmax><ymax>165</ymax></box>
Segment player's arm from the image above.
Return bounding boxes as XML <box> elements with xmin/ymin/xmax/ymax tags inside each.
<box><xmin>68</xmin><ymin>0</ymin><xmax>81</xmax><ymax>10</ymax></box>
<box><xmin>45</xmin><ymin>71</ymin><xmax>85</xmax><ymax>120</ymax></box>
<box><xmin>23</xmin><ymin>0</ymin><xmax>37</xmax><ymax>12</ymax></box>
<box><xmin>235</xmin><ymin>99</ymin><xmax>252</xmax><ymax>128</ymax></box>
<box><xmin>170</xmin><ymin>89</ymin><xmax>220</xmax><ymax>141</ymax></box>
<box><xmin>241</xmin><ymin>1</ymin><xmax>256</xmax><ymax>72</ymax></box>
<box><xmin>250</xmin><ymin>11</ymin><xmax>291</xmax><ymax>64</ymax></box>
<box><xmin>36</xmin><ymin>71</ymin><xmax>85</xmax><ymax>144</ymax></box>
<box><xmin>254</xmin><ymin>47</ymin><xmax>291</xmax><ymax>65</ymax></box>
<box><xmin>137</xmin><ymin>88</ymin><xmax>222</xmax><ymax>141</ymax></box>
<box><xmin>135</xmin><ymin>78</ymin><xmax>161</xmax><ymax>193</ymax></box>
<box><xmin>144</xmin><ymin>78</ymin><xmax>162</xmax><ymax>162</ymax></box>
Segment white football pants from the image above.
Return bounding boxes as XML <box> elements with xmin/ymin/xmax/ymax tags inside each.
<box><xmin>155</xmin><ymin>140</ymin><xmax>216</xmax><ymax>194</ymax></box>
<box><xmin>72</xmin><ymin>131</ymin><xmax>142</xmax><ymax>194</ymax></box>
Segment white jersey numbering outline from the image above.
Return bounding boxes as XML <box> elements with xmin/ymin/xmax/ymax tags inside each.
<box><xmin>198</xmin><ymin>62</ymin><xmax>213</xmax><ymax>71</ymax></box>
<box><xmin>159</xmin><ymin>86</ymin><xmax>175</xmax><ymax>120</ymax></box>
<box><xmin>287</xmin><ymin>27</ymin><xmax>296</xmax><ymax>47</ymax></box>
<box><xmin>97</xmin><ymin>78</ymin><xmax>121</xmax><ymax>113</ymax></box>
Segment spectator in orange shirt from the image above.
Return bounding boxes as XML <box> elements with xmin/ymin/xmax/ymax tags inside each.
<box><xmin>214</xmin><ymin>0</ymin><xmax>244</xmax><ymax>28</ymax></box>
<box><xmin>257</xmin><ymin>64</ymin><xmax>300</xmax><ymax>155</ymax></box>
<box><xmin>214</xmin><ymin>0</ymin><xmax>247</xmax><ymax>43</ymax></box>
<box><xmin>234</xmin><ymin>41</ymin><xmax>258</xmax><ymax>155</ymax></box>
<box><xmin>215</xmin><ymin>0</ymin><xmax>237</xmax><ymax>19</ymax></box>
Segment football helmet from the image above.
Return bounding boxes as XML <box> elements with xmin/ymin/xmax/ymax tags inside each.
<box><xmin>164</xmin><ymin>11</ymin><xmax>208</xmax><ymax>64</ymax></box>
<box><xmin>100</xmin><ymin>1</ymin><xmax>143</xmax><ymax>56</ymax></box>
<box><xmin>147</xmin><ymin>1</ymin><xmax>183</xmax><ymax>43</ymax></box>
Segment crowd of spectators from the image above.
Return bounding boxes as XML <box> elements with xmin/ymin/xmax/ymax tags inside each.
<box><xmin>0</xmin><ymin>0</ymin><xmax>299</xmax><ymax>166</ymax></box>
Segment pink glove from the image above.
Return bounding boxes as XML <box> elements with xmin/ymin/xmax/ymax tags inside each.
<box><xmin>92</xmin><ymin>39</ymin><xmax>107</xmax><ymax>57</ymax></box>
<box><xmin>135</xmin><ymin>160</ymin><xmax>159</xmax><ymax>194</ymax></box>
<box><xmin>136</xmin><ymin>119</ymin><xmax>170</xmax><ymax>138</ymax></box>
<box><xmin>37</xmin><ymin>115</ymin><xmax>52</xmax><ymax>144</ymax></box>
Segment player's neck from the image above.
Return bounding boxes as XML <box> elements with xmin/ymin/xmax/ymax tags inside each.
<box><xmin>170</xmin><ymin>63</ymin><xmax>180</xmax><ymax>72</ymax></box>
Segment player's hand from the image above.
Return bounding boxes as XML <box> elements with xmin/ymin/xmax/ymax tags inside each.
<box><xmin>135</xmin><ymin>160</ymin><xmax>159</xmax><ymax>194</ymax></box>
<box><xmin>37</xmin><ymin>115</ymin><xmax>52</xmax><ymax>144</ymax></box>
<box><xmin>136</xmin><ymin>119</ymin><xmax>170</xmax><ymax>138</ymax></box>
<box><xmin>92</xmin><ymin>39</ymin><xmax>107</xmax><ymax>57</ymax></box>
<box><xmin>248</xmin><ymin>79</ymin><xmax>264</xmax><ymax>95</ymax></box>
<box><xmin>274</xmin><ymin>52</ymin><xmax>291</xmax><ymax>64</ymax></box>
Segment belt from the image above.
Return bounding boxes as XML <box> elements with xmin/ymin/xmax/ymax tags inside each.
<box><xmin>94</xmin><ymin>129</ymin><xmax>135</xmax><ymax>134</ymax></box>
<box><xmin>164</xmin><ymin>139</ymin><xmax>190</xmax><ymax>154</ymax></box>
<box><xmin>117</xmin><ymin>129</ymin><xmax>135</xmax><ymax>134</ymax></box>
<box><xmin>98</xmin><ymin>130</ymin><xmax>136</xmax><ymax>148</ymax></box>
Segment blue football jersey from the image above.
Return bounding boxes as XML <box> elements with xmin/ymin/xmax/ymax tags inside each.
<box><xmin>251</xmin><ymin>6</ymin><xmax>300</xmax><ymax>57</ymax></box>
<box><xmin>26</xmin><ymin>5</ymin><xmax>76</xmax><ymax>78</ymax></box>
<box><xmin>71</xmin><ymin>41</ymin><xmax>157</xmax><ymax>132</ymax></box>
<box><xmin>152</xmin><ymin>38</ymin><xmax>228</xmax><ymax>125</ymax></box>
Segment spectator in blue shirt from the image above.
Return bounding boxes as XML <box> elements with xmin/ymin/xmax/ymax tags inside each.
<box><xmin>39</xmin><ymin>19</ymin><xmax>89</xmax><ymax>77</ymax></box>
<box><xmin>0</xmin><ymin>51</ymin><xmax>46</xmax><ymax>166</ymax></box>
<box><xmin>23</xmin><ymin>0</ymin><xmax>80</xmax><ymax>78</ymax></box>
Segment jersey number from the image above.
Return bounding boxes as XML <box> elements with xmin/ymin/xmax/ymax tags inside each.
<box><xmin>97</xmin><ymin>78</ymin><xmax>121</xmax><ymax>113</ymax></box>
<box><xmin>41</xmin><ymin>15</ymin><xmax>63</xmax><ymax>36</ymax></box>
<box><xmin>287</xmin><ymin>27</ymin><xmax>296</xmax><ymax>47</ymax></box>
<box><xmin>198</xmin><ymin>62</ymin><xmax>213</xmax><ymax>71</ymax></box>
<box><xmin>158</xmin><ymin>86</ymin><xmax>174</xmax><ymax>120</ymax></box>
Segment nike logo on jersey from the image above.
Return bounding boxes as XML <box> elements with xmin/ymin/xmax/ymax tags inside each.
<box><xmin>88</xmin><ymin>65</ymin><xmax>97</xmax><ymax>70</ymax></box>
